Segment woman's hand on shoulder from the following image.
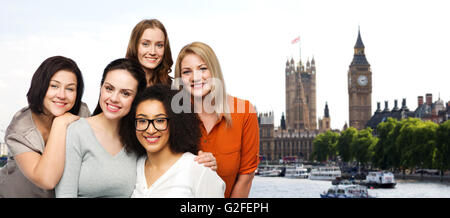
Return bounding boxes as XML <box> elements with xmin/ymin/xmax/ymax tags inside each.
<box><xmin>53</xmin><ymin>112</ymin><xmax>80</xmax><ymax>128</ymax></box>
<box><xmin>195</xmin><ymin>150</ymin><xmax>218</xmax><ymax>171</ymax></box>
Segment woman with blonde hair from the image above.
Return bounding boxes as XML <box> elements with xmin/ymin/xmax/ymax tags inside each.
<box><xmin>174</xmin><ymin>42</ymin><xmax>260</xmax><ymax>198</ymax></box>
<box><xmin>126</xmin><ymin>19</ymin><xmax>216</xmax><ymax>168</ymax></box>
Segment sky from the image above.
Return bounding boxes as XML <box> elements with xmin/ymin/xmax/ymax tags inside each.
<box><xmin>1</xmin><ymin>0</ymin><xmax>449</xmax><ymax>141</ymax></box>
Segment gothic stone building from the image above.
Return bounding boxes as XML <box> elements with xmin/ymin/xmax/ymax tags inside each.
<box><xmin>258</xmin><ymin>56</ymin><xmax>321</xmax><ymax>162</ymax></box>
<box><xmin>285</xmin><ymin>57</ymin><xmax>317</xmax><ymax>130</ymax></box>
<box><xmin>367</xmin><ymin>94</ymin><xmax>450</xmax><ymax>135</ymax></box>
<box><xmin>348</xmin><ymin>29</ymin><xmax>372</xmax><ymax>130</ymax></box>
<box><xmin>258</xmin><ymin>112</ymin><xmax>317</xmax><ymax>162</ymax></box>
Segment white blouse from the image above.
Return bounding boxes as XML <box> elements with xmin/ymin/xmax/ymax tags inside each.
<box><xmin>131</xmin><ymin>152</ymin><xmax>225</xmax><ymax>198</ymax></box>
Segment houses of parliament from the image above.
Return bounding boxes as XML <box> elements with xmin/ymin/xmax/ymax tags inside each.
<box><xmin>258</xmin><ymin>29</ymin><xmax>372</xmax><ymax>162</ymax></box>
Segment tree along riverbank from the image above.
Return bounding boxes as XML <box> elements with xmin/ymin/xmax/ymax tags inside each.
<box><xmin>311</xmin><ymin>119</ymin><xmax>450</xmax><ymax>181</ymax></box>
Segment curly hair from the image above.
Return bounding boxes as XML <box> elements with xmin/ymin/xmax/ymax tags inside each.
<box><xmin>123</xmin><ymin>84</ymin><xmax>201</xmax><ymax>156</ymax></box>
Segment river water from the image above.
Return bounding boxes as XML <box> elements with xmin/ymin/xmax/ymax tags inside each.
<box><xmin>249</xmin><ymin>176</ymin><xmax>450</xmax><ymax>198</ymax></box>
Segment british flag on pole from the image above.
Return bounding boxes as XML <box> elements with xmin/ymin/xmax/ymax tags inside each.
<box><xmin>291</xmin><ymin>36</ymin><xmax>300</xmax><ymax>44</ymax></box>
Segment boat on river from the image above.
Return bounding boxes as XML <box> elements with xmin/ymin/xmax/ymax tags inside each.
<box><xmin>257</xmin><ymin>165</ymin><xmax>284</xmax><ymax>177</ymax></box>
<box><xmin>284</xmin><ymin>165</ymin><xmax>309</xmax><ymax>179</ymax></box>
<box><xmin>361</xmin><ymin>171</ymin><xmax>396</xmax><ymax>188</ymax></box>
<box><xmin>320</xmin><ymin>181</ymin><xmax>373</xmax><ymax>198</ymax></box>
<box><xmin>309</xmin><ymin>166</ymin><xmax>341</xmax><ymax>180</ymax></box>
<box><xmin>259</xmin><ymin>168</ymin><xmax>283</xmax><ymax>177</ymax></box>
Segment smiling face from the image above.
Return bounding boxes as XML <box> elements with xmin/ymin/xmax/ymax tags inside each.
<box><xmin>99</xmin><ymin>69</ymin><xmax>138</xmax><ymax>120</ymax></box>
<box><xmin>135</xmin><ymin>99</ymin><xmax>170</xmax><ymax>155</ymax></box>
<box><xmin>180</xmin><ymin>53</ymin><xmax>212</xmax><ymax>98</ymax></box>
<box><xmin>42</xmin><ymin>70</ymin><xmax>77</xmax><ymax>116</ymax></box>
<box><xmin>137</xmin><ymin>28</ymin><xmax>165</xmax><ymax>72</ymax></box>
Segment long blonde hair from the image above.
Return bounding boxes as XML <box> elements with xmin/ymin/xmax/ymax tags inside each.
<box><xmin>174</xmin><ymin>42</ymin><xmax>232</xmax><ymax>126</ymax></box>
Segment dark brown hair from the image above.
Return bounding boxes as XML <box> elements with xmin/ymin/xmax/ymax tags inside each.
<box><xmin>126</xmin><ymin>19</ymin><xmax>173</xmax><ymax>86</ymax></box>
<box><xmin>92</xmin><ymin>58</ymin><xmax>147</xmax><ymax>148</ymax></box>
<box><xmin>27</xmin><ymin>56</ymin><xmax>84</xmax><ymax>115</ymax></box>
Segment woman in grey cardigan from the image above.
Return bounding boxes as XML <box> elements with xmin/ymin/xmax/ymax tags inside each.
<box><xmin>0</xmin><ymin>56</ymin><xmax>90</xmax><ymax>198</ymax></box>
<box><xmin>55</xmin><ymin>59</ymin><xmax>218</xmax><ymax>198</ymax></box>
<box><xmin>55</xmin><ymin>58</ymin><xmax>147</xmax><ymax>197</ymax></box>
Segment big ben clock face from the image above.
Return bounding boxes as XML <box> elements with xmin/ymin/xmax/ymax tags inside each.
<box><xmin>357</xmin><ymin>75</ymin><xmax>368</xmax><ymax>86</ymax></box>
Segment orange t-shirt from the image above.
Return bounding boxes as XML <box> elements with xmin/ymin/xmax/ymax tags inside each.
<box><xmin>199</xmin><ymin>96</ymin><xmax>260</xmax><ymax>198</ymax></box>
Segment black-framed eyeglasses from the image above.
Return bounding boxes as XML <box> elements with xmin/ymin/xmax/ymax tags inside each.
<box><xmin>135</xmin><ymin>118</ymin><xmax>169</xmax><ymax>131</ymax></box>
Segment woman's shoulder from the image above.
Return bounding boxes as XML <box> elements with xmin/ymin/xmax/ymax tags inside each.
<box><xmin>66</xmin><ymin>118</ymin><xmax>91</xmax><ymax>135</ymax></box>
<box><xmin>181</xmin><ymin>152</ymin><xmax>216</xmax><ymax>174</ymax></box>
<box><xmin>5</xmin><ymin>107</ymin><xmax>34</xmax><ymax>135</ymax></box>
<box><xmin>179</xmin><ymin>152</ymin><xmax>202</xmax><ymax>169</ymax></box>
<box><xmin>78</xmin><ymin>102</ymin><xmax>91</xmax><ymax>118</ymax></box>
<box><xmin>136</xmin><ymin>155</ymin><xmax>147</xmax><ymax>167</ymax></box>
<box><xmin>4</xmin><ymin>107</ymin><xmax>42</xmax><ymax>155</ymax></box>
<box><xmin>181</xmin><ymin>153</ymin><xmax>224</xmax><ymax>186</ymax></box>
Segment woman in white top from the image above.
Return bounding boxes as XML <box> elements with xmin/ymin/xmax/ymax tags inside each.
<box><xmin>126</xmin><ymin>19</ymin><xmax>217</xmax><ymax>168</ymax></box>
<box><xmin>125</xmin><ymin>84</ymin><xmax>225</xmax><ymax>198</ymax></box>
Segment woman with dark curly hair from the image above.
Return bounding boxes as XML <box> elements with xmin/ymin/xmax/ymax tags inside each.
<box><xmin>125</xmin><ymin>84</ymin><xmax>225</xmax><ymax>197</ymax></box>
<box><xmin>126</xmin><ymin>19</ymin><xmax>217</xmax><ymax>167</ymax></box>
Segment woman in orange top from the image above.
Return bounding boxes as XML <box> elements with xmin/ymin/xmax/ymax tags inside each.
<box><xmin>125</xmin><ymin>19</ymin><xmax>217</xmax><ymax>168</ymax></box>
<box><xmin>173</xmin><ymin>42</ymin><xmax>260</xmax><ymax>198</ymax></box>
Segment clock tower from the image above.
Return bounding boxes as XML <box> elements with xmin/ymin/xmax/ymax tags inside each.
<box><xmin>348</xmin><ymin>28</ymin><xmax>372</xmax><ymax>130</ymax></box>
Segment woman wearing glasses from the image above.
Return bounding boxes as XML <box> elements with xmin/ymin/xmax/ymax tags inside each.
<box><xmin>126</xmin><ymin>19</ymin><xmax>216</xmax><ymax>168</ymax></box>
<box><xmin>125</xmin><ymin>84</ymin><xmax>225</xmax><ymax>197</ymax></box>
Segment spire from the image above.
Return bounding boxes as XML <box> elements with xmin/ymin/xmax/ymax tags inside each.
<box><xmin>324</xmin><ymin>102</ymin><xmax>330</xmax><ymax>118</ymax></box>
<box><xmin>350</xmin><ymin>26</ymin><xmax>370</xmax><ymax>66</ymax></box>
<box><xmin>281</xmin><ymin>112</ymin><xmax>286</xmax><ymax>130</ymax></box>
<box><xmin>285</xmin><ymin>58</ymin><xmax>290</xmax><ymax>75</ymax></box>
<box><xmin>354</xmin><ymin>26</ymin><xmax>365</xmax><ymax>49</ymax></box>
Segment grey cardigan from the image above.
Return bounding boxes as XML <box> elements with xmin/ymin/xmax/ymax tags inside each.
<box><xmin>0</xmin><ymin>103</ymin><xmax>90</xmax><ymax>198</ymax></box>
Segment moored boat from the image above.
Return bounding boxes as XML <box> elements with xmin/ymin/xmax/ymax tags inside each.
<box><xmin>361</xmin><ymin>171</ymin><xmax>396</xmax><ymax>188</ymax></box>
<box><xmin>257</xmin><ymin>165</ymin><xmax>283</xmax><ymax>177</ymax></box>
<box><xmin>309</xmin><ymin>166</ymin><xmax>341</xmax><ymax>180</ymax></box>
<box><xmin>284</xmin><ymin>165</ymin><xmax>309</xmax><ymax>179</ymax></box>
<box><xmin>259</xmin><ymin>168</ymin><xmax>283</xmax><ymax>177</ymax></box>
<box><xmin>320</xmin><ymin>183</ymin><xmax>373</xmax><ymax>198</ymax></box>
